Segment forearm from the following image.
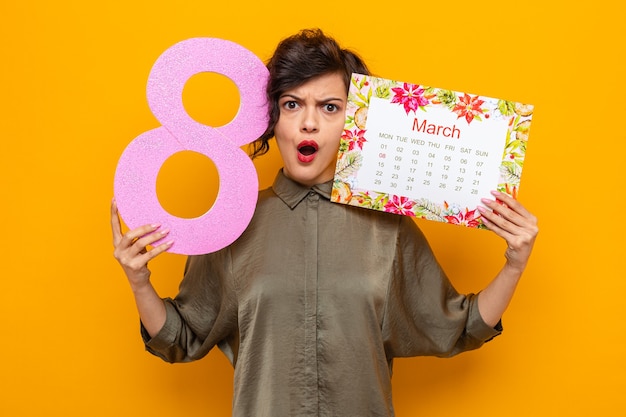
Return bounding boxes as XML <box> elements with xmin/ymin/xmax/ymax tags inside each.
<box><xmin>111</xmin><ymin>200</ymin><xmax>172</xmax><ymax>338</ymax></box>
<box><xmin>131</xmin><ymin>281</ymin><xmax>167</xmax><ymax>338</ymax></box>
<box><xmin>476</xmin><ymin>191</ymin><xmax>538</xmax><ymax>328</ymax></box>
<box><xmin>477</xmin><ymin>263</ymin><xmax>523</xmax><ymax>327</ymax></box>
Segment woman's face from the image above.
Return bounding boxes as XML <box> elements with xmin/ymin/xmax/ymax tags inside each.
<box><xmin>274</xmin><ymin>72</ymin><xmax>347</xmax><ymax>187</ymax></box>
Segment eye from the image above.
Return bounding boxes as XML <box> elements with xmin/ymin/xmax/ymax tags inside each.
<box><xmin>282</xmin><ymin>100</ymin><xmax>299</xmax><ymax>110</ymax></box>
<box><xmin>323</xmin><ymin>103</ymin><xmax>340</xmax><ymax>113</ymax></box>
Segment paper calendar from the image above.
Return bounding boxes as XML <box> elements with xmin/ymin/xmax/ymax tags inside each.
<box><xmin>331</xmin><ymin>74</ymin><xmax>533</xmax><ymax>229</ymax></box>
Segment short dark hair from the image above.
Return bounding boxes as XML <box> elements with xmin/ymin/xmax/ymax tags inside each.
<box><xmin>250</xmin><ymin>28</ymin><xmax>370</xmax><ymax>158</ymax></box>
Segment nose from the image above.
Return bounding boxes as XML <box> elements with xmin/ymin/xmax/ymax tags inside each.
<box><xmin>300</xmin><ymin>107</ymin><xmax>318</xmax><ymax>133</ymax></box>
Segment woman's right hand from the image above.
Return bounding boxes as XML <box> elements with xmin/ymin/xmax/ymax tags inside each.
<box><xmin>111</xmin><ymin>199</ymin><xmax>173</xmax><ymax>291</ymax></box>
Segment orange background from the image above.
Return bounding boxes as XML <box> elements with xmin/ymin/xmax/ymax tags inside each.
<box><xmin>1</xmin><ymin>0</ymin><xmax>625</xmax><ymax>416</ymax></box>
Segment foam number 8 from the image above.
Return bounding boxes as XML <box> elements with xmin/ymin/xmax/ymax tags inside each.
<box><xmin>114</xmin><ymin>38</ymin><xmax>269</xmax><ymax>255</ymax></box>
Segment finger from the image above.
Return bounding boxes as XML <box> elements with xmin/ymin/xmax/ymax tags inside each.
<box><xmin>490</xmin><ymin>191</ymin><xmax>534</xmax><ymax>223</ymax></box>
<box><xmin>146</xmin><ymin>239</ymin><xmax>175</xmax><ymax>260</ymax></box>
<box><xmin>489</xmin><ymin>203</ymin><xmax>523</xmax><ymax>229</ymax></box>
<box><xmin>478</xmin><ymin>202</ymin><xmax>531</xmax><ymax>242</ymax></box>
<box><xmin>132</xmin><ymin>228</ymin><xmax>171</xmax><ymax>253</ymax></box>
<box><xmin>114</xmin><ymin>229</ymin><xmax>172</xmax><ymax>268</ymax></box>
<box><xmin>478</xmin><ymin>206</ymin><xmax>514</xmax><ymax>239</ymax></box>
<box><xmin>128</xmin><ymin>238</ymin><xmax>174</xmax><ymax>269</ymax></box>
<box><xmin>115</xmin><ymin>226</ymin><xmax>163</xmax><ymax>261</ymax></box>
<box><xmin>478</xmin><ymin>200</ymin><xmax>538</xmax><ymax>249</ymax></box>
<box><xmin>479</xmin><ymin>198</ymin><xmax>519</xmax><ymax>231</ymax></box>
<box><xmin>481</xmin><ymin>193</ymin><xmax>532</xmax><ymax>230</ymax></box>
<box><xmin>111</xmin><ymin>198</ymin><xmax>123</xmax><ymax>244</ymax></box>
<box><xmin>120</xmin><ymin>224</ymin><xmax>162</xmax><ymax>247</ymax></box>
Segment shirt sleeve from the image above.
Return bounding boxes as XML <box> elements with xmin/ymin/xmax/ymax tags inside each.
<box><xmin>382</xmin><ymin>217</ymin><xmax>502</xmax><ymax>359</ymax></box>
<box><xmin>141</xmin><ymin>248</ymin><xmax>238</xmax><ymax>364</ymax></box>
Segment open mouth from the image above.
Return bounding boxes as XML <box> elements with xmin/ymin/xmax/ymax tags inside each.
<box><xmin>297</xmin><ymin>141</ymin><xmax>318</xmax><ymax>162</ymax></box>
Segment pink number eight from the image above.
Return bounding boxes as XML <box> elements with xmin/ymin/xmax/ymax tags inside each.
<box><xmin>114</xmin><ymin>38</ymin><xmax>269</xmax><ymax>255</ymax></box>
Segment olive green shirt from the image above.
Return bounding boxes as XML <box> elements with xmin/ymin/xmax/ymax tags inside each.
<box><xmin>143</xmin><ymin>170</ymin><xmax>501</xmax><ymax>417</ymax></box>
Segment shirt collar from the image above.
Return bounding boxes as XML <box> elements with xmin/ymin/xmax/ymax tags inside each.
<box><xmin>272</xmin><ymin>169</ymin><xmax>333</xmax><ymax>209</ymax></box>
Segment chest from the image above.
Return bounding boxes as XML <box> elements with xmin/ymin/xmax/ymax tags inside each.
<box><xmin>231</xmin><ymin>199</ymin><xmax>400</xmax><ymax>327</ymax></box>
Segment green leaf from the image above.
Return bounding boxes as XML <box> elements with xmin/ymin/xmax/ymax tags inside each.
<box><xmin>372</xmin><ymin>193</ymin><xmax>389</xmax><ymax>210</ymax></box>
<box><xmin>500</xmin><ymin>161</ymin><xmax>521</xmax><ymax>184</ymax></box>
<box><xmin>437</xmin><ymin>89</ymin><xmax>457</xmax><ymax>109</ymax></box>
<box><xmin>497</xmin><ymin>100</ymin><xmax>516</xmax><ymax>116</ymax></box>
<box><xmin>414</xmin><ymin>199</ymin><xmax>445</xmax><ymax>221</ymax></box>
<box><xmin>356</xmin><ymin>90</ymin><xmax>369</xmax><ymax>103</ymax></box>
<box><xmin>335</xmin><ymin>152</ymin><xmax>362</xmax><ymax>180</ymax></box>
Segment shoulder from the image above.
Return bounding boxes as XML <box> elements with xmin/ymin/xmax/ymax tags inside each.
<box><xmin>254</xmin><ymin>185</ymin><xmax>285</xmax><ymax>214</ymax></box>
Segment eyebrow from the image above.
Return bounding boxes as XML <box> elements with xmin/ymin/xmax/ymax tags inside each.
<box><xmin>279</xmin><ymin>93</ymin><xmax>345</xmax><ymax>103</ymax></box>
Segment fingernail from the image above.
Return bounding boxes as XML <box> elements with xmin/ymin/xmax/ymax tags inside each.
<box><xmin>151</xmin><ymin>223</ymin><xmax>161</xmax><ymax>229</ymax></box>
<box><xmin>159</xmin><ymin>228</ymin><xmax>170</xmax><ymax>236</ymax></box>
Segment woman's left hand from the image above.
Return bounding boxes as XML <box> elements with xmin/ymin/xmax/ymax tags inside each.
<box><xmin>478</xmin><ymin>191</ymin><xmax>539</xmax><ymax>274</ymax></box>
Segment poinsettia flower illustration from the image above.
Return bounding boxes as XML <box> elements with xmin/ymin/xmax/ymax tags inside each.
<box><xmin>444</xmin><ymin>207</ymin><xmax>481</xmax><ymax>227</ymax></box>
<box><xmin>384</xmin><ymin>195</ymin><xmax>416</xmax><ymax>216</ymax></box>
<box><xmin>452</xmin><ymin>93</ymin><xmax>486</xmax><ymax>124</ymax></box>
<box><xmin>391</xmin><ymin>83</ymin><xmax>429</xmax><ymax>114</ymax></box>
<box><xmin>341</xmin><ymin>129</ymin><xmax>367</xmax><ymax>151</ymax></box>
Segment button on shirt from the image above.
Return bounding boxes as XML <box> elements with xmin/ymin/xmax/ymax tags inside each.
<box><xmin>143</xmin><ymin>170</ymin><xmax>501</xmax><ymax>417</ymax></box>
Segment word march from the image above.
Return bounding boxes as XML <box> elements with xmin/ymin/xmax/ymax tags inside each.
<box><xmin>412</xmin><ymin>118</ymin><xmax>461</xmax><ymax>139</ymax></box>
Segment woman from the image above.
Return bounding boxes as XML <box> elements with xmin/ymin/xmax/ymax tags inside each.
<box><xmin>111</xmin><ymin>28</ymin><xmax>538</xmax><ymax>416</ymax></box>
